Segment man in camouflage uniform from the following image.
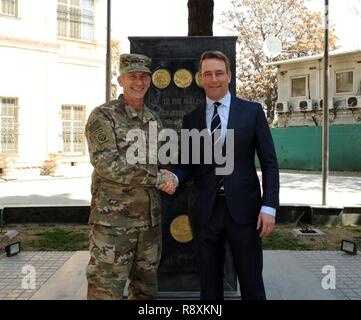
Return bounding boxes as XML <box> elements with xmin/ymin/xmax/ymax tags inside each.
<box><xmin>85</xmin><ymin>54</ymin><xmax>169</xmax><ymax>300</ymax></box>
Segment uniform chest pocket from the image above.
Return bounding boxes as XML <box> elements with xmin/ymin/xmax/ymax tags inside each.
<box><xmin>114</xmin><ymin>126</ymin><xmax>129</xmax><ymax>150</ymax></box>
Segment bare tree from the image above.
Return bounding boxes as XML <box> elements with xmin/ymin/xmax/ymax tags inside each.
<box><xmin>221</xmin><ymin>0</ymin><xmax>339</xmax><ymax>120</ymax></box>
<box><xmin>188</xmin><ymin>0</ymin><xmax>214</xmax><ymax>36</ymax></box>
<box><xmin>111</xmin><ymin>39</ymin><xmax>122</xmax><ymax>99</ymax></box>
<box><xmin>111</xmin><ymin>39</ymin><xmax>122</xmax><ymax>77</ymax></box>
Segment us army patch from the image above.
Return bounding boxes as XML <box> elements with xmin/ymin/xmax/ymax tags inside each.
<box><xmin>94</xmin><ymin>127</ymin><xmax>110</xmax><ymax>145</ymax></box>
<box><xmin>88</xmin><ymin>119</ymin><xmax>112</xmax><ymax>146</ymax></box>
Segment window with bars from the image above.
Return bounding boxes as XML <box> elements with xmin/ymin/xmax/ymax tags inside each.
<box><xmin>61</xmin><ymin>105</ymin><xmax>86</xmax><ymax>155</ymax></box>
<box><xmin>0</xmin><ymin>97</ymin><xmax>18</xmax><ymax>154</ymax></box>
<box><xmin>57</xmin><ymin>0</ymin><xmax>94</xmax><ymax>41</ymax></box>
<box><xmin>291</xmin><ymin>76</ymin><xmax>307</xmax><ymax>98</ymax></box>
<box><xmin>336</xmin><ymin>71</ymin><xmax>354</xmax><ymax>94</ymax></box>
<box><xmin>0</xmin><ymin>0</ymin><xmax>17</xmax><ymax>17</ymax></box>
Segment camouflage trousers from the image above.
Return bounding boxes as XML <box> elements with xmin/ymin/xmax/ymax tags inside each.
<box><xmin>86</xmin><ymin>223</ymin><xmax>162</xmax><ymax>300</ymax></box>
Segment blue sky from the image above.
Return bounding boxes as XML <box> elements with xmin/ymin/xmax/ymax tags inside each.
<box><xmin>112</xmin><ymin>0</ymin><xmax>361</xmax><ymax>52</ymax></box>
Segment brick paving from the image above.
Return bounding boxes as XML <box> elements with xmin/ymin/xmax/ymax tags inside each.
<box><xmin>1</xmin><ymin>250</ymin><xmax>360</xmax><ymax>300</ymax></box>
<box><xmin>293</xmin><ymin>251</ymin><xmax>361</xmax><ymax>300</ymax></box>
<box><xmin>0</xmin><ymin>251</ymin><xmax>72</xmax><ymax>300</ymax></box>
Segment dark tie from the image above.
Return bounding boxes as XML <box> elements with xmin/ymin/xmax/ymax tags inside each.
<box><xmin>210</xmin><ymin>101</ymin><xmax>221</xmax><ymax>136</ymax></box>
<box><xmin>210</xmin><ymin>102</ymin><xmax>224</xmax><ymax>193</ymax></box>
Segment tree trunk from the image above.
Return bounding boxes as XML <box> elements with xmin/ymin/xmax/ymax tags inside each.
<box><xmin>188</xmin><ymin>0</ymin><xmax>214</xmax><ymax>36</ymax></box>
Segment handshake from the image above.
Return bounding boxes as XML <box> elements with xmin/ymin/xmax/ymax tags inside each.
<box><xmin>156</xmin><ymin>169</ymin><xmax>178</xmax><ymax>195</ymax></box>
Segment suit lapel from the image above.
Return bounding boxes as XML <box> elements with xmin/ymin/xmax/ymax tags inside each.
<box><xmin>198</xmin><ymin>103</ymin><xmax>207</xmax><ymax>131</ymax></box>
<box><xmin>223</xmin><ymin>96</ymin><xmax>245</xmax><ymax>155</ymax></box>
<box><xmin>227</xmin><ymin>96</ymin><xmax>244</xmax><ymax>130</ymax></box>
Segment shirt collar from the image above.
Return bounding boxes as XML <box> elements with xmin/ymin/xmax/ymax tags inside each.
<box><xmin>206</xmin><ymin>91</ymin><xmax>231</xmax><ymax>110</ymax></box>
<box><xmin>124</xmin><ymin>104</ymin><xmax>138</xmax><ymax>119</ymax></box>
<box><xmin>118</xmin><ymin>94</ymin><xmax>155</xmax><ymax>123</ymax></box>
<box><xmin>142</xmin><ymin>105</ymin><xmax>156</xmax><ymax>124</ymax></box>
<box><xmin>125</xmin><ymin>104</ymin><xmax>155</xmax><ymax>124</ymax></box>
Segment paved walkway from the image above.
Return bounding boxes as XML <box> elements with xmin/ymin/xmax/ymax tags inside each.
<box><xmin>1</xmin><ymin>170</ymin><xmax>361</xmax><ymax>300</ymax></box>
<box><xmin>1</xmin><ymin>170</ymin><xmax>361</xmax><ymax>207</ymax></box>
<box><xmin>0</xmin><ymin>251</ymin><xmax>73</xmax><ymax>300</ymax></box>
<box><xmin>1</xmin><ymin>250</ymin><xmax>360</xmax><ymax>300</ymax></box>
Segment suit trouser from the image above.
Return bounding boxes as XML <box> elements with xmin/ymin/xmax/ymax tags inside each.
<box><xmin>192</xmin><ymin>195</ymin><xmax>266</xmax><ymax>300</ymax></box>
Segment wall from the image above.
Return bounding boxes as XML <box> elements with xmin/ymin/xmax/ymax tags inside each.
<box><xmin>0</xmin><ymin>0</ymin><xmax>106</xmax><ymax>175</ymax></box>
<box><xmin>268</xmin><ymin>124</ymin><xmax>361</xmax><ymax>171</ymax></box>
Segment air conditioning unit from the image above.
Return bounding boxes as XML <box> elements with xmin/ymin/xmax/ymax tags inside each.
<box><xmin>275</xmin><ymin>101</ymin><xmax>287</xmax><ymax>113</ymax></box>
<box><xmin>298</xmin><ymin>100</ymin><xmax>312</xmax><ymax>112</ymax></box>
<box><xmin>312</xmin><ymin>98</ymin><xmax>334</xmax><ymax>111</ymax></box>
<box><xmin>287</xmin><ymin>101</ymin><xmax>298</xmax><ymax>112</ymax></box>
<box><xmin>333</xmin><ymin>97</ymin><xmax>347</xmax><ymax>110</ymax></box>
<box><xmin>346</xmin><ymin>96</ymin><xmax>361</xmax><ymax>109</ymax></box>
<box><xmin>312</xmin><ymin>99</ymin><xmax>322</xmax><ymax>111</ymax></box>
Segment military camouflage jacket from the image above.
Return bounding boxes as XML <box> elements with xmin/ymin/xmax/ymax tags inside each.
<box><xmin>85</xmin><ymin>95</ymin><xmax>162</xmax><ymax>228</ymax></box>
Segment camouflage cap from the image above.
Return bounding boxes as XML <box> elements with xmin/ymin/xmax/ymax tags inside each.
<box><xmin>119</xmin><ymin>53</ymin><xmax>152</xmax><ymax>74</ymax></box>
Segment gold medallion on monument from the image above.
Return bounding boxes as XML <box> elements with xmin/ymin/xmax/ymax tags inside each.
<box><xmin>174</xmin><ymin>69</ymin><xmax>193</xmax><ymax>89</ymax></box>
<box><xmin>195</xmin><ymin>71</ymin><xmax>203</xmax><ymax>88</ymax></box>
<box><xmin>152</xmin><ymin>69</ymin><xmax>171</xmax><ymax>89</ymax></box>
<box><xmin>170</xmin><ymin>215</ymin><xmax>193</xmax><ymax>243</ymax></box>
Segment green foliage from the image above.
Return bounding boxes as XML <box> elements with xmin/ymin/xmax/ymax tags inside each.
<box><xmin>27</xmin><ymin>228</ymin><xmax>89</xmax><ymax>251</ymax></box>
<box><xmin>262</xmin><ymin>230</ymin><xmax>312</xmax><ymax>250</ymax></box>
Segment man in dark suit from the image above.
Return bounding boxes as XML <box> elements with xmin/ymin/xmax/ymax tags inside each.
<box><xmin>159</xmin><ymin>51</ymin><xmax>279</xmax><ymax>300</ymax></box>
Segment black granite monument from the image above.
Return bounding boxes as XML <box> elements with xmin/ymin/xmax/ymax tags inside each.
<box><xmin>130</xmin><ymin>36</ymin><xmax>239</xmax><ymax>298</ymax></box>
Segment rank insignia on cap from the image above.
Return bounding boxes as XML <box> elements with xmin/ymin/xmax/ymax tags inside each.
<box><xmin>119</xmin><ymin>53</ymin><xmax>152</xmax><ymax>74</ymax></box>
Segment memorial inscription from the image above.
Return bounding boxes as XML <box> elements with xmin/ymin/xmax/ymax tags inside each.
<box><xmin>130</xmin><ymin>36</ymin><xmax>238</xmax><ymax>296</ymax></box>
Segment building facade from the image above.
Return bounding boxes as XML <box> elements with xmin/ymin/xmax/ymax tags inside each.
<box><xmin>267</xmin><ymin>50</ymin><xmax>361</xmax><ymax>171</ymax></box>
<box><xmin>272</xmin><ymin>49</ymin><xmax>361</xmax><ymax>128</ymax></box>
<box><xmin>0</xmin><ymin>0</ymin><xmax>107</xmax><ymax>178</ymax></box>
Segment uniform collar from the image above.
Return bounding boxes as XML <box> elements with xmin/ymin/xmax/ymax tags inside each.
<box><xmin>118</xmin><ymin>94</ymin><xmax>155</xmax><ymax>124</ymax></box>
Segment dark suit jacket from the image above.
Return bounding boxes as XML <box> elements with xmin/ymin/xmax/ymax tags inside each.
<box><xmin>174</xmin><ymin>96</ymin><xmax>279</xmax><ymax>225</ymax></box>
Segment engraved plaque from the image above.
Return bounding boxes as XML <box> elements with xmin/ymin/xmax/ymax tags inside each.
<box><xmin>152</xmin><ymin>69</ymin><xmax>171</xmax><ymax>89</ymax></box>
<box><xmin>170</xmin><ymin>215</ymin><xmax>193</xmax><ymax>243</ymax></box>
<box><xmin>130</xmin><ymin>36</ymin><xmax>238</xmax><ymax>296</ymax></box>
<box><xmin>174</xmin><ymin>69</ymin><xmax>193</xmax><ymax>89</ymax></box>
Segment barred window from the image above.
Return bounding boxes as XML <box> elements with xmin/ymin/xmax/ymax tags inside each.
<box><xmin>291</xmin><ymin>76</ymin><xmax>307</xmax><ymax>97</ymax></box>
<box><xmin>0</xmin><ymin>0</ymin><xmax>17</xmax><ymax>17</ymax></box>
<box><xmin>0</xmin><ymin>97</ymin><xmax>18</xmax><ymax>154</ymax></box>
<box><xmin>61</xmin><ymin>105</ymin><xmax>86</xmax><ymax>154</ymax></box>
<box><xmin>336</xmin><ymin>71</ymin><xmax>353</xmax><ymax>94</ymax></box>
<box><xmin>57</xmin><ymin>0</ymin><xmax>94</xmax><ymax>41</ymax></box>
